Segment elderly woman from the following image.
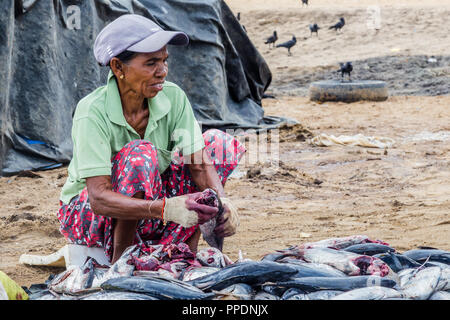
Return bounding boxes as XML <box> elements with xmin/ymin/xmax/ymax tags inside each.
<box><xmin>58</xmin><ymin>14</ymin><xmax>244</xmax><ymax>264</ymax></box>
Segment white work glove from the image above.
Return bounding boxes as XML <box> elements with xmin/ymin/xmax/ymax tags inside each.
<box><xmin>214</xmin><ymin>197</ymin><xmax>239</xmax><ymax>237</ymax></box>
<box><xmin>163</xmin><ymin>192</ymin><xmax>219</xmax><ymax>228</ymax></box>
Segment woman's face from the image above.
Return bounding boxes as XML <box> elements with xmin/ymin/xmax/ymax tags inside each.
<box><xmin>113</xmin><ymin>46</ymin><xmax>169</xmax><ymax>99</ymax></box>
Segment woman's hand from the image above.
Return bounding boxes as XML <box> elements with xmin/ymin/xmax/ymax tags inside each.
<box><xmin>163</xmin><ymin>192</ymin><xmax>219</xmax><ymax>228</ymax></box>
<box><xmin>214</xmin><ymin>197</ymin><xmax>239</xmax><ymax>237</ymax></box>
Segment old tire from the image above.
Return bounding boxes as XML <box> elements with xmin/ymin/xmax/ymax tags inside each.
<box><xmin>309</xmin><ymin>80</ymin><xmax>389</xmax><ymax>103</ymax></box>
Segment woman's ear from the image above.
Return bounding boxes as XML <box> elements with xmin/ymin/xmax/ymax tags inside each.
<box><xmin>110</xmin><ymin>57</ymin><xmax>124</xmax><ymax>79</ymax></box>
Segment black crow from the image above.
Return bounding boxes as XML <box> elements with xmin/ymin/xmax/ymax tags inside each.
<box><xmin>264</xmin><ymin>31</ymin><xmax>278</xmax><ymax>48</ymax></box>
<box><xmin>329</xmin><ymin>17</ymin><xmax>345</xmax><ymax>32</ymax></box>
<box><xmin>338</xmin><ymin>62</ymin><xmax>353</xmax><ymax>81</ymax></box>
<box><xmin>309</xmin><ymin>23</ymin><xmax>320</xmax><ymax>37</ymax></box>
<box><xmin>301</xmin><ymin>0</ymin><xmax>309</xmax><ymax>7</ymax></box>
<box><xmin>276</xmin><ymin>35</ymin><xmax>297</xmax><ymax>56</ymax></box>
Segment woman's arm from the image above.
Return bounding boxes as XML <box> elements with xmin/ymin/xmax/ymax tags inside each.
<box><xmin>186</xmin><ymin>148</ymin><xmax>225</xmax><ymax>197</ymax></box>
<box><xmin>86</xmin><ymin>176</ymin><xmax>164</xmax><ymax>220</ymax></box>
<box><xmin>86</xmin><ymin>175</ymin><xmax>218</xmax><ymax>225</ymax></box>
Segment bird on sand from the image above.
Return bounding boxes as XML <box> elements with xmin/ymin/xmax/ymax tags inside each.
<box><xmin>329</xmin><ymin>17</ymin><xmax>345</xmax><ymax>33</ymax></box>
<box><xmin>309</xmin><ymin>23</ymin><xmax>320</xmax><ymax>37</ymax></box>
<box><xmin>301</xmin><ymin>0</ymin><xmax>309</xmax><ymax>7</ymax></box>
<box><xmin>276</xmin><ymin>35</ymin><xmax>297</xmax><ymax>56</ymax></box>
<box><xmin>338</xmin><ymin>62</ymin><xmax>353</xmax><ymax>81</ymax></box>
<box><xmin>264</xmin><ymin>31</ymin><xmax>278</xmax><ymax>48</ymax></box>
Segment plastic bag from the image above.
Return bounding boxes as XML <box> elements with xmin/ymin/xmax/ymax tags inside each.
<box><xmin>0</xmin><ymin>271</ymin><xmax>29</xmax><ymax>300</ymax></box>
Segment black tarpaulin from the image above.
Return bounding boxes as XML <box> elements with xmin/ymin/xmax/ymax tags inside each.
<box><xmin>0</xmin><ymin>0</ymin><xmax>294</xmax><ymax>176</ymax></box>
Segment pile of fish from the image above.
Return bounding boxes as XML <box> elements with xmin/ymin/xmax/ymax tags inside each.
<box><xmin>26</xmin><ymin>235</ymin><xmax>449</xmax><ymax>300</ymax></box>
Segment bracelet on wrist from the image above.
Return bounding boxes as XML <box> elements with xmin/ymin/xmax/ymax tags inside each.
<box><xmin>161</xmin><ymin>197</ymin><xmax>166</xmax><ymax>222</ymax></box>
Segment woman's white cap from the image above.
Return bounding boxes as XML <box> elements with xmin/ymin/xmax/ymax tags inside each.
<box><xmin>94</xmin><ymin>14</ymin><xmax>189</xmax><ymax>66</ymax></box>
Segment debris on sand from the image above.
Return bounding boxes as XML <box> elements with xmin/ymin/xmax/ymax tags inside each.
<box><xmin>277</xmin><ymin>123</ymin><xmax>315</xmax><ymax>143</ymax></box>
<box><xmin>244</xmin><ymin>160</ymin><xmax>321</xmax><ymax>187</ymax></box>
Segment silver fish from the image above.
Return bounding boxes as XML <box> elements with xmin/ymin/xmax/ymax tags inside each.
<box><xmin>301</xmin><ymin>235</ymin><xmax>376</xmax><ymax>250</ymax></box>
<box><xmin>298</xmin><ymin>247</ymin><xmax>394</xmax><ymax>278</ymax></box>
<box><xmin>275</xmin><ymin>275</ymin><xmax>397</xmax><ymax>292</ymax></box>
<box><xmin>373</xmin><ymin>252</ymin><xmax>423</xmax><ymax>272</ymax></box>
<box><xmin>331</xmin><ymin>287</ymin><xmax>403</xmax><ymax>300</ymax></box>
<box><xmin>287</xmin><ymin>290</ymin><xmax>344</xmax><ymax>300</ymax></box>
<box><xmin>48</xmin><ymin>266</ymin><xmax>87</xmax><ymax>295</ymax></box>
<box><xmin>49</xmin><ymin>245</ymin><xmax>137</xmax><ymax>295</ymax></box>
<box><xmin>196</xmin><ymin>247</ymin><xmax>233</xmax><ymax>268</ymax></box>
<box><xmin>48</xmin><ymin>259</ymin><xmax>101</xmax><ymax>295</ymax></box>
<box><xmin>281</xmin><ymin>288</ymin><xmax>306</xmax><ymax>300</ymax></box>
<box><xmin>400</xmin><ymin>266</ymin><xmax>442</xmax><ymax>300</ymax></box>
<box><xmin>29</xmin><ymin>290</ymin><xmax>76</xmax><ymax>300</ymax></box>
<box><xmin>279</xmin><ymin>258</ymin><xmax>347</xmax><ymax>277</ymax></box>
<box><xmin>429</xmin><ymin>291</ymin><xmax>450</xmax><ymax>300</ymax></box>
<box><xmin>402</xmin><ymin>249</ymin><xmax>450</xmax><ymax>265</ymax></box>
<box><xmin>261</xmin><ymin>246</ymin><xmax>302</xmax><ymax>262</ymax></box>
<box><xmin>253</xmin><ymin>291</ymin><xmax>280</xmax><ymax>300</ymax></box>
<box><xmin>101</xmin><ymin>275</ymin><xmax>216</xmax><ymax>300</ymax></box>
<box><xmin>181</xmin><ymin>266</ymin><xmax>221</xmax><ymax>282</ymax></box>
<box><xmin>188</xmin><ymin>261</ymin><xmax>298</xmax><ymax>291</ymax></box>
<box><xmin>214</xmin><ymin>283</ymin><xmax>254</xmax><ymax>300</ymax></box>
<box><xmin>200</xmin><ymin>220</ymin><xmax>223</xmax><ymax>251</ymax></box>
<box><xmin>436</xmin><ymin>268</ymin><xmax>450</xmax><ymax>291</ymax></box>
<box><xmin>298</xmin><ymin>248</ymin><xmax>361</xmax><ymax>275</ymax></box>
<box><xmin>398</xmin><ymin>268</ymin><xmax>417</xmax><ymax>287</ymax></box>
<box><xmin>133</xmin><ymin>269</ymin><xmax>177</xmax><ymax>279</ymax></box>
<box><xmin>91</xmin><ymin>245</ymin><xmax>136</xmax><ymax>287</ymax></box>
<box><xmin>286</xmin><ymin>293</ymin><xmax>309</xmax><ymax>300</ymax></box>
<box><xmin>261</xmin><ymin>284</ymin><xmax>287</xmax><ymax>297</ymax></box>
<box><xmin>198</xmin><ymin>188</ymin><xmax>224</xmax><ymax>250</ymax></box>
<box><xmin>79</xmin><ymin>290</ymin><xmax>159</xmax><ymax>300</ymax></box>
<box><xmin>343</xmin><ymin>243</ymin><xmax>396</xmax><ymax>256</ymax></box>
<box><xmin>306</xmin><ymin>290</ymin><xmax>344</xmax><ymax>300</ymax></box>
<box><xmin>427</xmin><ymin>261</ymin><xmax>450</xmax><ymax>270</ymax></box>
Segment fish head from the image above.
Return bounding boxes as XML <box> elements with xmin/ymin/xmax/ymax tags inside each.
<box><xmin>352</xmin><ymin>255</ymin><xmax>391</xmax><ymax>277</ymax></box>
<box><xmin>367</xmin><ymin>259</ymin><xmax>391</xmax><ymax>278</ymax></box>
<box><xmin>131</xmin><ymin>255</ymin><xmax>159</xmax><ymax>271</ymax></box>
<box><xmin>352</xmin><ymin>255</ymin><xmax>373</xmax><ymax>275</ymax></box>
<box><xmin>197</xmin><ymin>188</ymin><xmax>220</xmax><ymax>208</ymax></box>
<box><xmin>196</xmin><ymin>247</ymin><xmax>227</xmax><ymax>268</ymax></box>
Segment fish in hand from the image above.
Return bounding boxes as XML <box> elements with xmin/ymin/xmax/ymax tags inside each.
<box><xmin>198</xmin><ymin>188</ymin><xmax>225</xmax><ymax>251</ymax></box>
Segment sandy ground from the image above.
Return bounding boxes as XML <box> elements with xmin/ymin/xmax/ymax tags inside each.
<box><xmin>0</xmin><ymin>0</ymin><xmax>449</xmax><ymax>288</ymax></box>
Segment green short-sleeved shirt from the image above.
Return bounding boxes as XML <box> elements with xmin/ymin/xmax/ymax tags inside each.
<box><xmin>60</xmin><ymin>71</ymin><xmax>205</xmax><ymax>204</ymax></box>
